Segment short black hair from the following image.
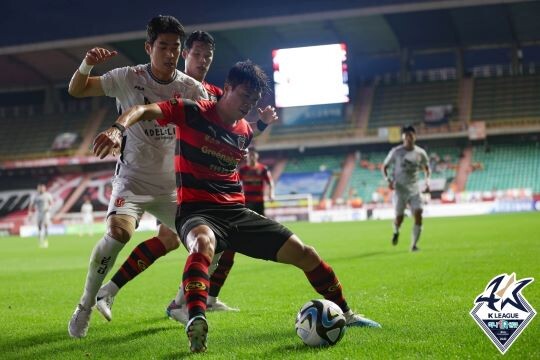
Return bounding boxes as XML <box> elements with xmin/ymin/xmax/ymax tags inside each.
<box><xmin>146</xmin><ymin>15</ymin><xmax>185</xmax><ymax>45</ymax></box>
<box><xmin>226</xmin><ymin>60</ymin><xmax>270</xmax><ymax>95</ymax></box>
<box><xmin>401</xmin><ymin>125</ymin><xmax>416</xmax><ymax>134</ymax></box>
<box><xmin>185</xmin><ymin>30</ymin><xmax>215</xmax><ymax>50</ymax></box>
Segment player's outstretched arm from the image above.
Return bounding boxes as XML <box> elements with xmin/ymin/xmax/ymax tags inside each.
<box><xmin>254</xmin><ymin>105</ymin><xmax>278</xmax><ymax>137</ymax></box>
<box><xmin>68</xmin><ymin>47</ymin><xmax>118</xmax><ymax>98</ymax></box>
<box><xmin>93</xmin><ymin>103</ymin><xmax>163</xmax><ymax>159</ymax></box>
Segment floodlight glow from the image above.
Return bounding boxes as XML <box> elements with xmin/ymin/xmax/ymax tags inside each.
<box><xmin>273</xmin><ymin>44</ymin><xmax>349</xmax><ymax>107</ymax></box>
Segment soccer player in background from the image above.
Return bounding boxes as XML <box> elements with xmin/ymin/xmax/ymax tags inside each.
<box><xmin>382</xmin><ymin>125</ymin><xmax>431</xmax><ymax>251</ymax></box>
<box><xmin>94</xmin><ymin>60</ymin><xmax>381</xmax><ymax>353</ymax></box>
<box><xmin>67</xmin><ymin>15</ymin><xmax>208</xmax><ymax>338</ymax></box>
<box><xmin>80</xmin><ymin>196</ymin><xmax>94</xmax><ymax>236</ymax></box>
<box><xmin>28</xmin><ymin>184</ymin><xmax>54</xmax><ymax>248</ymax></box>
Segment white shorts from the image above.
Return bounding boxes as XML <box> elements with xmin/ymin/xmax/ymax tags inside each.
<box><xmin>393</xmin><ymin>190</ymin><xmax>423</xmax><ymax>216</ymax></box>
<box><xmin>36</xmin><ymin>211</ymin><xmax>50</xmax><ymax>228</ymax></box>
<box><xmin>107</xmin><ymin>177</ymin><xmax>177</xmax><ymax>231</ymax></box>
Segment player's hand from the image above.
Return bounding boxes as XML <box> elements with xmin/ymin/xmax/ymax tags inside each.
<box><xmin>388</xmin><ymin>179</ymin><xmax>394</xmax><ymax>190</ymax></box>
<box><xmin>257</xmin><ymin>106</ymin><xmax>278</xmax><ymax>126</ymax></box>
<box><xmin>84</xmin><ymin>47</ymin><xmax>118</xmax><ymax>66</ymax></box>
<box><xmin>93</xmin><ymin>127</ymin><xmax>122</xmax><ymax>159</ymax></box>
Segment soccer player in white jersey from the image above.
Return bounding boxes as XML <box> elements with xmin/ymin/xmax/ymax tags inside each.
<box><xmin>80</xmin><ymin>196</ymin><xmax>94</xmax><ymax>236</ymax></box>
<box><xmin>67</xmin><ymin>15</ymin><xmax>208</xmax><ymax>338</ymax></box>
<box><xmin>382</xmin><ymin>125</ymin><xmax>431</xmax><ymax>251</ymax></box>
<box><xmin>28</xmin><ymin>184</ymin><xmax>54</xmax><ymax>248</ymax></box>
<box><xmin>93</xmin><ymin>30</ymin><xmax>235</xmax><ymax>328</ymax></box>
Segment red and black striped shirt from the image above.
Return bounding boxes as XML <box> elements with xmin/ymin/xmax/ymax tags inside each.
<box><xmin>156</xmin><ymin>98</ymin><xmax>252</xmax><ymax>209</ymax></box>
<box><xmin>239</xmin><ymin>163</ymin><xmax>271</xmax><ymax>203</ymax></box>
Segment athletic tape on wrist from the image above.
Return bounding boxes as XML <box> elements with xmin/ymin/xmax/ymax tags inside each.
<box><xmin>78</xmin><ymin>60</ymin><xmax>94</xmax><ymax>75</ymax></box>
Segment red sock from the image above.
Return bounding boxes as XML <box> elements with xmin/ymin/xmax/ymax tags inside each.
<box><xmin>111</xmin><ymin>237</ymin><xmax>167</xmax><ymax>289</ymax></box>
<box><xmin>183</xmin><ymin>253</ymin><xmax>211</xmax><ymax>319</ymax></box>
<box><xmin>304</xmin><ymin>261</ymin><xmax>350</xmax><ymax>313</ymax></box>
<box><xmin>209</xmin><ymin>250</ymin><xmax>236</xmax><ymax>297</ymax></box>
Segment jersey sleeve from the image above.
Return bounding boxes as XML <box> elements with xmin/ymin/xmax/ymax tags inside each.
<box><xmin>383</xmin><ymin>148</ymin><xmax>396</xmax><ymax>167</ymax></box>
<box><xmin>100</xmin><ymin>66</ymin><xmax>130</xmax><ymax>98</ymax></box>
<box><xmin>156</xmin><ymin>98</ymin><xmax>186</xmax><ymax>126</ymax></box>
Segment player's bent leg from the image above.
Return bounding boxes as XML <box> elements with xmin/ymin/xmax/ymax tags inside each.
<box><xmin>276</xmin><ymin>235</ymin><xmax>381</xmax><ymax>328</ymax></box>
<box><xmin>181</xmin><ymin>225</ymin><xmax>215</xmax><ymax>351</ymax></box>
<box><xmin>157</xmin><ymin>223</ymin><xmax>181</xmax><ymax>251</ymax></box>
<box><xmin>392</xmin><ymin>214</ymin><xmax>404</xmax><ymax>246</ymax></box>
<box><xmin>69</xmin><ymin>214</ymin><xmax>134</xmax><ymax>337</ymax></box>
<box><xmin>97</xmin><ymin>230</ymin><xmax>172</xmax><ymax>321</ymax></box>
<box><xmin>208</xmin><ymin>250</ymin><xmax>239</xmax><ymax>312</ymax></box>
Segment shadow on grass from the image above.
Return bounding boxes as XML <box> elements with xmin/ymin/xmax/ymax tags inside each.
<box><xmin>162</xmin><ymin>327</ymin><xmax>294</xmax><ymax>359</ymax></box>
<box><xmin>1</xmin><ymin>324</ymin><xmax>174</xmax><ymax>359</ymax></box>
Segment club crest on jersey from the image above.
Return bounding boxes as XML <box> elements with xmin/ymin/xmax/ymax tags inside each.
<box><xmin>237</xmin><ymin>135</ymin><xmax>247</xmax><ymax>150</ymax></box>
<box><xmin>169</xmin><ymin>98</ymin><xmax>179</xmax><ymax>106</ymax></box>
<box><xmin>114</xmin><ymin>197</ymin><xmax>125</xmax><ymax>208</ymax></box>
<box><xmin>470</xmin><ymin>273</ymin><xmax>536</xmax><ymax>354</ymax></box>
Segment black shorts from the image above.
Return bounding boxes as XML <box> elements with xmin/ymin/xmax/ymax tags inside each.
<box><xmin>245</xmin><ymin>201</ymin><xmax>265</xmax><ymax>216</ymax></box>
<box><xmin>176</xmin><ymin>204</ymin><xmax>293</xmax><ymax>261</ymax></box>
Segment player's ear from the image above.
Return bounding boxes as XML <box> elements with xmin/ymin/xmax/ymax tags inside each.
<box><xmin>144</xmin><ymin>42</ymin><xmax>152</xmax><ymax>56</ymax></box>
<box><xmin>181</xmin><ymin>48</ymin><xmax>188</xmax><ymax>60</ymax></box>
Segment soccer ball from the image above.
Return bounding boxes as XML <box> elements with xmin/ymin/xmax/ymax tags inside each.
<box><xmin>295</xmin><ymin>299</ymin><xmax>347</xmax><ymax>346</ymax></box>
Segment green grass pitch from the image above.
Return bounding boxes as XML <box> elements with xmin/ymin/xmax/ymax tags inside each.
<box><xmin>0</xmin><ymin>212</ymin><xmax>539</xmax><ymax>359</ymax></box>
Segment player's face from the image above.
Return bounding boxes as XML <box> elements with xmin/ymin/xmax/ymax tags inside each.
<box><xmin>183</xmin><ymin>41</ymin><xmax>214</xmax><ymax>82</ymax></box>
<box><xmin>146</xmin><ymin>33</ymin><xmax>182</xmax><ymax>80</ymax></box>
<box><xmin>402</xmin><ymin>131</ymin><xmax>416</xmax><ymax>147</ymax></box>
<box><xmin>223</xmin><ymin>83</ymin><xmax>261</xmax><ymax>120</ymax></box>
<box><xmin>247</xmin><ymin>151</ymin><xmax>258</xmax><ymax>165</ymax></box>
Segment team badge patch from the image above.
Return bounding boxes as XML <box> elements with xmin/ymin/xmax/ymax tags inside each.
<box><xmin>470</xmin><ymin>273</ymin><xmax>536</xmax><ymax>354</ymax></box>
<box><xmin>114</xmin><ymin>197</ymin><xmax>125</xmax><ymax>207</ymax></box>
<box><xmin>237</xmin><ymin>135</ymin><xmax>247</xmax><ymax>150</ymax></box>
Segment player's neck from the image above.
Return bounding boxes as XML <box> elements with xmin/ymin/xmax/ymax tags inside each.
<box><xmin>215</xmin><ymin>102</ymin><xmax>238</xmax><ymax>127</ymax></box>
<box><xmin>148</xmin><ymin>64</ymin><xmax>176</xmax><ymax>83</ymax></box>
<box><xmin>404</xmin><ymin>143</ymin><xmax>414</xmax><ymax>150</ymax></box>
<box><xmin>186</xmin><ymin>71</ymin><xmax>205</xmax><ymax>83</ymax></box>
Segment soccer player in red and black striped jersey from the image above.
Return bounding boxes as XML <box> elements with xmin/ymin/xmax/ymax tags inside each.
<box><xmin>240</xmin><ymin>148</ymin><xmax>275</xmax><ymax>215</ymax></box>
<box><xmin>94</xmin><ymin>60</ymin><xmax>381</xmax><ymax>353</ymax></box>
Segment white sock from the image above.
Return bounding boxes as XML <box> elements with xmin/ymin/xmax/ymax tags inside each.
<box><xmin>80</xmin><ymin>234</ymin><xmax>124</xmax><ymax>308</ymax></box>
<box><xmin>412</xmin><ymin>224</ymin><xmax>422</xmax><ymax>248</ymax></box>
<box><xmin>174</xmin><ymin>286</ymin><xmax>185</xmax><ymax>306</ymax></box>
<box><xmin>392</xmin><ymin>222</ymin><xmax>400</xmax><ymax>234</ymax></box>
<box><xmin>99</xmin><ymin>281</ymin><xmax>120</xmax><ymax>297</ymax></box>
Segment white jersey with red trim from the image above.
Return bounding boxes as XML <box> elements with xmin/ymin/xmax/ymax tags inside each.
<box><xmin>101</xmin><ymin>64</ymin><xmax>208</xmax><ymax>194</ymax></box>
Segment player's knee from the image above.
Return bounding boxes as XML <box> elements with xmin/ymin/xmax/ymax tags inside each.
<box><xmin>106</xmin><ymin>215</ymin><xmax>135</xmax><ymax>243</ymax></box>
<box><xmin>186</xmin><ymin>225</ymin><xmax>216</xmax><ymax>258</ymax></box>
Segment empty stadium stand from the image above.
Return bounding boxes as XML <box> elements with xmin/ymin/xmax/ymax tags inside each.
<box><xmin>368</xmin><ymin>80</ymin><xmax>459</xmax><ymax>129</ymax></box>
<box><xmin>467</xmin><ymin>143</ymin><xmax>540</xmax><ymax>192</ymax></box>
